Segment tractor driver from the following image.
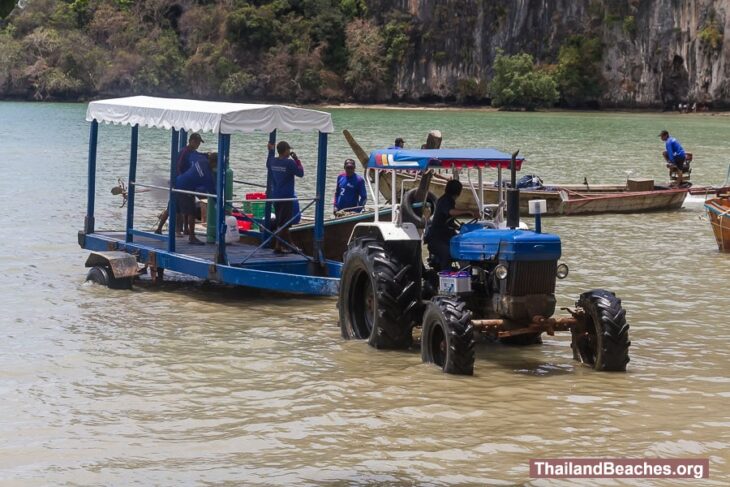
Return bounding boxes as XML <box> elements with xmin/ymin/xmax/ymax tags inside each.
<box><xmin>425</xmin><ymin>179</ymin><xmax>478</xmax><ymax>271</ymax></box>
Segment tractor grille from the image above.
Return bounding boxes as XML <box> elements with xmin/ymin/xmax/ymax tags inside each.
<box><xmin>507</xmin><ymin>261</ymin><xmax>557</xmax><ymax>296</ymax></box>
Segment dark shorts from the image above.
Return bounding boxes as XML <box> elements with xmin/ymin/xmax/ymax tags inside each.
<box><xmin>670</xmin><ymin>155</ymin><xmax>687</xmax><ymax>170</ymax></box>
<box><xmin>274</xmin><ymin>201</ymin><xmax>294</xmax><ymax>229</ymax></box>
<box><xmin>175</xmin><ymin>193</ymin><xmax>196</xmax><ymax>216</ymax></box>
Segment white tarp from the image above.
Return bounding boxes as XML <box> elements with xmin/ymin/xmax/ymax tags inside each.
<box><xmin>86</xmin><ymin>96</ymin><xmax>334</xmax><ymax>134</ymax></box>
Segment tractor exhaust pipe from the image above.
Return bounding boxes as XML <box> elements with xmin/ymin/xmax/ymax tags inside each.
<box><xmin>507</xmin><ymin>150</ymin><xmax>520</xmax><ymax>229</ymax></box>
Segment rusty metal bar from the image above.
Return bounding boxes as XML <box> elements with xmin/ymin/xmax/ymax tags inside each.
<box><xmin>470</xmin><ymin>315</ymin><xmax>580</xmax><ymax>337</ymax></box>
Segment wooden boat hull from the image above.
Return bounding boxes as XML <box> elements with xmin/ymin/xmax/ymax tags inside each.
<box><xmin>239</xmin><ymin>208</ymin><xmax>392</xmax><ymax>262</ymax></box>
<box><xmin>704</xmin><ymin>197</ymin><xmax>730</xmax><ymax>252</ymax></box>
<box><xmin>378</xmin><ymin>172</ymin><xmax>689</xmax><ymax>216</ymax></box>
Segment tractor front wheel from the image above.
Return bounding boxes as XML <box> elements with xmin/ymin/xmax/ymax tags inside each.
<box><xmin>338</xmin><ymin>238</ymin><xmax>419</xmax><ymax>349</ymax></box>
<box><xmin>572</xmin><ymin>289</ymin><xmax>630</xmax><ymax>371</ymax></box>
<box><xmin>421</xmin><ymin>296</ymin><xmax>475</xmax><ymax>375</ymax></box>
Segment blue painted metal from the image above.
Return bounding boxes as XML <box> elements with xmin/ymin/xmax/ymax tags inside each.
<box><xmin>125</xmin><ymin>124</ymin><xmax>139</xmax><ymax>243</ymax></box>
<box><xmin>314</xmin><ymin>132</ymin><xmax>328</xmax><ymax>263</ymax></box>
<box><xmin>83</xmin><ymin>233</ymin><xmax>341</xmax><ymax>295</ymax></box>
<box><xmin>264</xmin><ymin>130</ymin><xmax>276</xmax><ymax>246</ymax></box>
<box><xmin>168</xmin><ymin>130</ymin><xmax>179</xmax><ymax>253</ymax></box>
<box><xmin>215</xmin><ymin>133</ymin><xmax>227</xmax><ymax>264</ymax></box>
<box><xmin>368</xmin><ymin>148</ymin><xmax>523</xmax><ymax>171</ymax></box>
<box><xmin>130</xmin><ymin>229</ymin><xmax>167</xmax><ymax>241</ymax></box>
<box><xmin>84</xmin><ymin>120</ymin><xmax>98</xmax><ymax>234</ymax></box>
<box><xmin>179</xmin><ymin>129</ymin><xmax>187</xmax><ymax>151</ymax></box>
<box><xmin>450</xmin><ymin>228</ymin><xmax>561</xmax><ymax>262</ymax></box>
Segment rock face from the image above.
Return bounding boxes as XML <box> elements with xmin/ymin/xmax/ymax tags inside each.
<box><xmin>387</xmin><ymin>0</ymin><xmax>730</xmax><ymax>107</ymax></box>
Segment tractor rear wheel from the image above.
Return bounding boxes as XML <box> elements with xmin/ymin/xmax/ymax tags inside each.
<box><xmin>338</xmin><ymin>238</ymin><xmax>419</xmax><ymax>349</ymax></box>
<box><xmin>421</xmin><ymin>296</ymin><xmax>475</xmax><ymax>375</ymax></box>
<box><xmin>86</xmin><ymin>265</ymin><xmax>133</xmax><ymax>290</ymax></box>
<box><xmin>572</xmin><ymin>289</ymin><xmax>630</xmax><ymax>371</ymax></box>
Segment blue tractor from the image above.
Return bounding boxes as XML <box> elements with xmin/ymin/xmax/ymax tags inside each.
<box><xmin>338</xmin><ymin>148</ymin><xmax>630</xmax><ymax>375</ymax></box>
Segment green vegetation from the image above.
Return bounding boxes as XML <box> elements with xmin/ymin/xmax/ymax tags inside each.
<box><xmin>698</xmin><ymin>19</ymin><xmax>723</xmax><ymax>51</ymax></box>
<box><xmin>489</xmin><ymin>50</ymin><xmax>558</xmax><ymax>110</ymax></box>
<box><xmin>0</xmin><ymin>0</ymin><xmax>606</xmax><ymax>107</ymax></box>
<box><xmin>555</xmin><ymin>35</ymin><xmax>604</xmax><ymax>107</ymax></box>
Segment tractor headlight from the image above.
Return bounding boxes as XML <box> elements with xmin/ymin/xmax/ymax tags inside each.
<box><xmin>556</xmin><ymin>263</ymin><xmax>569</xmax><ymax>279</ymax></box>
<box><xmin>494</xmin><ymin>264</ymin><xmax>508</xmax><ymax>280</ymax></box>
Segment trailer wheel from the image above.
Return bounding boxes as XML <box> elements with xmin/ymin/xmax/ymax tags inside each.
<box><xmin>421</xmin><ymin>296</ymin><xmax>475</xmax><ymax>375</ymax></box>
<box><xmin>572</xmin><ymin>289</ymin><xmax>630</xmax><ymax>371</ymax></box>
<box><xmin>338</xmin><ymin>238</ymin><xmax>419</xmax><ymax>349</ymax></box>
<box><xmin>402</xmin><ymin>189</ymin><xmax>437</xmax><ymax>228</ymax></box>
<box><xmin>500</xmin><ymin>332</ymin><xmax>543</xmax><ymax>346</ymax></box>
<box><xmin>86</xmin><ymin>265</ymin><xmax>133</xmax><ymax>290</ymax></box>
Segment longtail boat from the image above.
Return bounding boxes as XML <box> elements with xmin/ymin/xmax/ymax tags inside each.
<box><xmin>343</xmin><ymin>130</ymin><xmax>692</xmax><ymax>216</ymax></box>
<box><xmin>705</xmin><ymin>191</ymin><xmax>730</xmax><ymax>252</ymax></box>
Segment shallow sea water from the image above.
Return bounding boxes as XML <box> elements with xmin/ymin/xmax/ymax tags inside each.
<box><xmin>0</xmin><ymin>102</ymin><xmax>729</xmax><ymax>485</ymax></box>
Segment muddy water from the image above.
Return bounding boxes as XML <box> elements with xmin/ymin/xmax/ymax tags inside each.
<box><xmin>1</xmin><ymin>102</ymin><xmax>729</xmax><ymax>485</ymax></box>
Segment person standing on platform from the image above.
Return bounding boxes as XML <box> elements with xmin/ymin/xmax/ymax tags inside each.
<box><xmin>266</xmin><ymin>140</ymin><xmax>303</xmax><ymax>254</ymax></box>
<box><xmin>156</xmin><ymin>133</ymin><xmax>204</xmax><ymax>235</ymax></box>
<box><xmin>333</xmin><ymin>158</ymin><xmax>367</xmax><ymax>215</ymax></box>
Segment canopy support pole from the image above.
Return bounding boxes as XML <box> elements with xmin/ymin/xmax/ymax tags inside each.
<box><xmin>125</xmin><ymin>124</ymin><xmax>139</xmax><ymax>242</ymax></box>
<box><xmin>314</xmin><ymin>132</ymin><xmax>328</xmax><ymax>263</ymax></box>
<box><xmin>264</xmin><ymin>130</ymin><xmax>276</xmax><ymax>247</ymax></box>
<box><xmin>167</xmin><ymin>129</ymin><xmax>180</xmax><ymax>253</ymax></box>
<box><xmin>215</xmin><ymin>133</ymin><xmax>229</xmax><ymax>264</ymax></box>
<box><xmin>84</xmin><ymin>120</ymin><xmax>98</xmax><ymax>234</ymax></box>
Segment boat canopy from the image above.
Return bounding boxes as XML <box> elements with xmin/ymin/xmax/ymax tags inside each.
<box><xmin>86</xmin><ymin>96</ymin><xmax>334</xmax><ymax>134</ymax></box>
<box><xmin>367</xmin><ymin>148</ymin><xmax>523</xmax><ymax>171</ymax></box>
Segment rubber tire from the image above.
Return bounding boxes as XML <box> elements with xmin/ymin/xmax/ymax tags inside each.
<box><xmin>85</xmin><ymin>265</ymin><xmax>133</xmax><ymax>290</ymax></box>
<box><xmin>500</xmin><ymin>333</ymin><xmax>543</xmax><ymax>346</ymax></box>
<box><xmin>338</xmin><ymin>238</ymin><xmax>420</xmax><ymax>349</ymax></box>
<box><xmin>572</xmin><ymin>289</ymin><xmax>630</xmax><ymax>371</ymax></box>
<box><xmin>421</xmin><ymin>296</ymin><xmax>475</xmax><ymax>375</ymax></box>
<box><xmin>402</xmin><ymin>189</ymin><xmax>437</xmax><ymax>229</ymax></box>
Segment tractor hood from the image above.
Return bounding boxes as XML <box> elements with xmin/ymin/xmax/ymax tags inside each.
<box><xmin>450</xmin><ymin>229</ymin><xmax>561</xmax><ymax>262</ymax></box>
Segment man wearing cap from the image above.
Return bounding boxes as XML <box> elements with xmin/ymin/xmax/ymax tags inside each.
<box><xmin>333</xmin><ymin>159</ymin><xmax>367</xmax><ymax>215</ymax></box>
<box><xmin>156</xmin><ymin>132</ymin><xmax>204</xmax><ymax>236</ymax></box>
<box><xmin>388</xmin><ymin>137</ymin><xmax>405</xmax><ymax>150</ymax></box>
<box><xmin>660</xmin><ymin>130</ymin><xmax>687</xmax><ymax>186</ymax></box>
<box><xmin>266</xmin><ymin>140</ymin><xmax>303</xmax><ymax>254</ymax></box>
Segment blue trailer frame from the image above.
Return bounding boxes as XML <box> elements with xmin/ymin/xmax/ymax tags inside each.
<box><xmin>79</xmin><ymin>96</ymin><xmax>341</xmax><ymax>295</ymax></box>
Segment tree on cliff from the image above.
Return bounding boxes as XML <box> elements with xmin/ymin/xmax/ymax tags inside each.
<box><xmin>490</xmin><ymin>51</ymin><xmax>558</xmax><ymax>110</ymax></box>
<box><xmin>344</xmin><ymin>18</ymin><xmax>387</xmax><ymax>101</ymax></box>
<box><xmin>555</xmin><ymin>35</ymin><xmax>604</xmax><ymax>108</ymax></box>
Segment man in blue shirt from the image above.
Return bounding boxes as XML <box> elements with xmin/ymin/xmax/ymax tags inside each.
<box><xmin>660</xmin><ymin>130</ymin><xmax>687</xmax><ymax>185</ymax></box>
<box><xmin>156</xmin><ymin>133</ymin><xmax>204</xmax><ymax>235</ymax></box>
<box><xmin>266</xmin><ymin>140</ymin><xmax>303</xmax><ymax>254</ymax></box>
<box><xmin>387</xmin><ymin>137</ymin><xmax>405</xmax><ymax>150</ymax></box>
<box><xmin>175</xmin><ymin>152</ymin><xmax>215</xmax><ymax>245</ymax></box>
<box><xmin>333</xmin><ymin>159</ymin><xmax>367</xmax><ymax>214</ymax></box>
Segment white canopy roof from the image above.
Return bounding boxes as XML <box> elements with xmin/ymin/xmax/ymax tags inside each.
<box><xmin>86</xmin><ymin>96</ymin><xmax>334</xmax><ymax>134</ymax></box>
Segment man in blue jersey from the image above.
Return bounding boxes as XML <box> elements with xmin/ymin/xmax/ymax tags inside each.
<box><xmin>266</xmin><ymin>140</ymin><xmax>303</xmax><ymax>254</ymax></box>
<box><xmin>156</xmin><ymin>133</ymin><xmax>204</xmax><ymax>235</ymax></box>
<box><xmin>333</xmin><ymin>159</ymin><xmax>367</xmax><ymax>214</ymax></box>
<box><xmin>387</xmin><ymin>137</ymin><xmax>405</xmax><ymax>150</ymax></box>
<box><xmin>660</xmin><ymin>130</ymin><xmax>687</xmax><ymax>185</ymax></box>
<box><xmin>175</xmin><ymin>152</ymin><xmax>215</xmax><ymax>245</ymax></box>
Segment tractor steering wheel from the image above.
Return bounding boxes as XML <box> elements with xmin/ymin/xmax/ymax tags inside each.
<box><xmin>452</xmin><ymin>216</ymin><xmax>479</xmax><ymax>231</ymax></box>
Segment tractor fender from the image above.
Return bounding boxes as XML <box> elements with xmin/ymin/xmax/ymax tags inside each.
<box><xmin>348</xmin><ymin>222</ymin><xmax>421</xmax><ymax>245</ymax></box>
<box><xmin>84</xmin><ymin>251</ymin><xmax>139</xmax><ymax>279</ymax></box>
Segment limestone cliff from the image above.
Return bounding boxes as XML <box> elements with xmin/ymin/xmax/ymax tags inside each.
<box><xmin>381</xmin><ymin>0</ymin><xmax>730</xmax><ymax>107</ymax></box>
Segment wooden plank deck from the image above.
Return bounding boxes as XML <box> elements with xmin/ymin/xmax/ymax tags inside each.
<box><xmin>97</xmin><ymin>232</ymin><xmax>308</xmax><ymax>266</ymax></box>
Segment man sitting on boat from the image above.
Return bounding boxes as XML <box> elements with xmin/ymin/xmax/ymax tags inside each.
<box><xmin>333</xmin><ymin>158</ymin><xmax>367</xmax><ymax>215</ymax></box>
<box><xmin>175</xmin><ymin>151</ymin><xmax>216</xmax><ymax>245</ymax></box>
<box><xmin>425</xmin><ymin>179</ymin><xmax>478</xmax><ymax>271</ymax></box>
<box><xmin>660</xmin><ymin>130</ymin><xmax>687</xmax><ymax>186</ymax></box>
